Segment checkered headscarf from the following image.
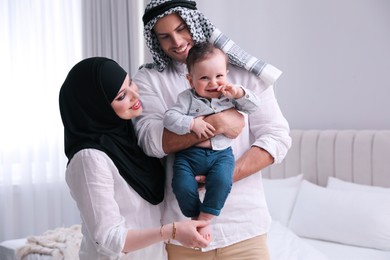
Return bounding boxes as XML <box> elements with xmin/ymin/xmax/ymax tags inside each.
<box><xmin>142</xmin><ymin>0</ymin><xmax>282</xmax><ymax>85</ymax></box>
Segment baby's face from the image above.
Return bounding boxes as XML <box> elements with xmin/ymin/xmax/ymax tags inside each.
<box><xmin>187</xmin><ymin>52</ymin><xmax>228</xmax><ymax>99</ymax></box>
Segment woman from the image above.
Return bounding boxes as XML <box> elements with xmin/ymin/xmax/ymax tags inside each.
<box><xmin>59</xmin><ymin>57</ymin><xmax>210</xmax><ymax>259</ymax></box>
<box><xmin>133</xmin><ymin>0</ymin><xmax>292</xmax><ymax>259</ymax></box>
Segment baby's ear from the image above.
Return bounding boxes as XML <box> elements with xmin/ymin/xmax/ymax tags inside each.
<box><xmin>186</xmin><ymin>74</ymin><xmax>194</xmax><ymax>87</ymax></box>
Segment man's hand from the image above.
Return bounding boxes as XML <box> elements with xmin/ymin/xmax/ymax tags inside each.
<box><xmin>195</xmin><ymin>175</ymin><xmax>206</xmax><ymax>190</ymax></box>
<box><xmin>204</xmin><ymin>108</ymin><xmax>244</xmax><ymax>139</ymax></box>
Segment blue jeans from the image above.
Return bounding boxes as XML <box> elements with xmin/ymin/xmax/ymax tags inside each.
<box><xmin>172</xmin><ymin>146</ymin><xmax>234</xmax><ymax>217</ymax></box>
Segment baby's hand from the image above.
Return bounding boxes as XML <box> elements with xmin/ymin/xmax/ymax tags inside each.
<box><xmin>191</xmin><ymin>117</ymin><xmax>215</xmax><ymax>138</ymax></box>
<box><xmin>218</xmin><ymin>84</ymin><xmax>244</xmax><ymax>99</ymax></box>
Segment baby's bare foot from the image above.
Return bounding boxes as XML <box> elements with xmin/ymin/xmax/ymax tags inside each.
<box><xmin>198</xmin><ymin>224</ymin><xmax>212</xmax><ymax>241</ymax></box>
<box><xmin>197</xmin><ymin>212</ymin><xmax>214</xmax><ymax>241</ymax></box>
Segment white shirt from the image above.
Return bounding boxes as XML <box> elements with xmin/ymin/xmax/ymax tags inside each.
<box><xmin>133</xmin><ymin>61</ymin><xmax>291</xmax><ymax>251</ymax></box>
<box><xmin>66</xmin><ymin>149</ymin><xmax>167</xmax><ymax>259</ymax></box>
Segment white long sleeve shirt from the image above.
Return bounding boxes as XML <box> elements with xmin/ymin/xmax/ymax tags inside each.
<box><xmin>133</xmin><ymin>61</ymin><xmax>291</xmax><ymax>251</ymax></box>
<box><xmin>66</xmin><ymin>149</ymin><xmax>167</xmax><ymax>259</ymax></box>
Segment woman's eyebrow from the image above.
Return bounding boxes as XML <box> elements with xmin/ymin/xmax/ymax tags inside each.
<box><xmin>116</xmin><ymin>88</ymin><xmax>125</xmax><ymax>97</ymax></box>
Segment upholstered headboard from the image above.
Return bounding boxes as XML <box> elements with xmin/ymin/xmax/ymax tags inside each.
<box><xmin>262</xmin><ymin>130</ymin><xmax>390</xmax><ymax>188</ymax></box>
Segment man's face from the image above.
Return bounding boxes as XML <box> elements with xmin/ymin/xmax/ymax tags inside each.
<box><xmin>153</xmin><ymin>13</ymin><xmax>194</xmax><ymax>63</ymax></box>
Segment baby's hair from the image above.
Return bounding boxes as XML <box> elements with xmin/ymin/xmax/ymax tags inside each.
<box><xmin>186</xmin><ymin>42</ymin><xmax>228</xmax><ymax>73</ymax></box>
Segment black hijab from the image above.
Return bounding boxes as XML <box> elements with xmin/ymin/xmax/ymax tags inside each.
<box><xmin>59</xmin><ymin>57</ymin><xmax>164</xmax><ymax>205</ymax></box>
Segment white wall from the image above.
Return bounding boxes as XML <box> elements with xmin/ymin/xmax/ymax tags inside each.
<box><xmin>196</xmin><ymin>0</ymin><xmax>390</xmax><ymax>130</ymax></box>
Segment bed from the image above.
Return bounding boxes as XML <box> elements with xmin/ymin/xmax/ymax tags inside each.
<box><xmin>0</xmin><ymin>225</ymin><xmax>81</xmax><ymax>260</ymax></box>
<box><xmin>263</xmin><ymin>129</ymin><xmax>390</xmax><ymax>260</ymax></box>
<box><xmin>1</xmin><ymin>129</ymin><xmax>390</xmax><ymax>260</ymax></box>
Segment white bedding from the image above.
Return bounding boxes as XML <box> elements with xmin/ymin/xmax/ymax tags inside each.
<box><xmin>262</xmin><ymin>130</ymin><xmax>390</xmax><ymax>260</ymax></box>
<box><xmin>268</xmin><ymin>221</ymin><xmax>390</xmax><ymax>260</ymax></box>
<box><xmin>262</xmin><ymin>173</ymin><xmax>390</xmax><ymax>260</ymax></box>
<box><xmin>303</xmin><ymin>238</ymin><xmax>390</xmax><ymax>260</ymax></box>
<box><xmin>0</xmin><ymin>225</ymin><xmax>81</xmax><ymax>260</ymax></box>
<box><xmin>267</xmin><ymin>221</ymin><xmax>330</xmax><ymax>260</ymax></box>
<box><xmin>0</xmin><ymin>238</ymin><xmax>52</xmax><ymax>260</ymax></box>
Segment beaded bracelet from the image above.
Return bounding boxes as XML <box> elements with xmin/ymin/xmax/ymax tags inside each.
<box><xmin>160</xmin><ymin>223</ymin><xmax>176</xmax><ymax>243</ymax></box>
<box><xmin>159</xmin><ymin>225</ymin><xmax>164</xmax><ymax>239</ymax></box>
<box><xmin>172</xmin><ymin>222</ymin><xmax>176</xmax><ymax>240</ymax></box>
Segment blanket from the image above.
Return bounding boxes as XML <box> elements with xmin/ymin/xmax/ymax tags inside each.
<box><xmin>16</xmin><ymin>225</ymin><xmax>82</xmax><ymax>260</ymax></box>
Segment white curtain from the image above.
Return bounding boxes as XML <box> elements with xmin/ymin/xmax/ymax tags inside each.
<box><xmin>82</xmin><ymin>0</ymin><xmax>145</xmax><ymax>76</ymax></box>
<box><xmin>0</xmin><ymin>0</ymin><xmax>82</xmax><ymax>242</ymax></box>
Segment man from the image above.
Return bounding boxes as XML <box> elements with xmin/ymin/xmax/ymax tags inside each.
<box><xmin>133</xmin><ymin>1</ymin><xmax>291</xmax><ymax>259</ymax></box>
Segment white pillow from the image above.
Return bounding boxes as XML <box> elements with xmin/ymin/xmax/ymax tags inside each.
<box><xmin>262</xmin><ymin>174</ymin><xmax>303</xmax><ymax>226</ymax></box>
<box><xmin>327</xmin><ymin>176</ymin><xmax>390</xmax><ymax>194</ymax></box>
<box><xmin>288</xmin><ymin>180</ymin><xmax>390</xmax><ymax>251</ymax></box>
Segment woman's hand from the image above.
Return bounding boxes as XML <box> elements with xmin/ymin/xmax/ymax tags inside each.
<box><xmin>174</xmin><ymin>220</ymin><xmax>211</xmax><ymax>248</ymax></box>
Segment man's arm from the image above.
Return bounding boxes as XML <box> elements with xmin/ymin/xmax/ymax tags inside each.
<box><xmin>162</xmin><ymin>129</ymin><xmax>201</xmax><ymax>154</ymax></box>
<box><xmin>233</xmin><ymin>146</ymin><xmax>274</xmax><ymax>182</ymax></box>
<box><xmin>162</xmin><ymin>108</ymin><xmax>244</xmax><ymax>154</ymax></box>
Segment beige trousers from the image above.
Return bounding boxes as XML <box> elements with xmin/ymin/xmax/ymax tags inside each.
<box><xmin>166</xmin><ymin>234</ymin><xmax>269</xmax><ymax>260</ymax></box>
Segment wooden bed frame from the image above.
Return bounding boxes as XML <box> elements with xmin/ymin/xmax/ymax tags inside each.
<box><xmin>262</xmin><ymin>129</ymin><xmax>390</xmax><ymax>188</ymax></box>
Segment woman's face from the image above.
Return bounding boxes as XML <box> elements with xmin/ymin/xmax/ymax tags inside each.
<box><xmin>111</xmin><ymin>75</ymin><xmax>142</xmax><ymax>120</ymax></box>
<box><xmin>153</xmin><ymin>13</ymin><xmax>193</xmax><ymax>63</ymax></box>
